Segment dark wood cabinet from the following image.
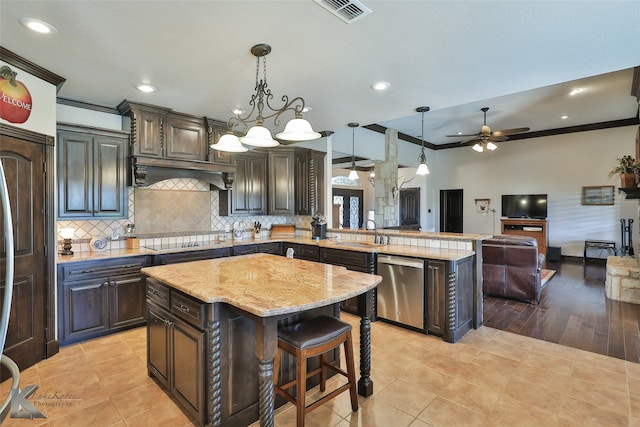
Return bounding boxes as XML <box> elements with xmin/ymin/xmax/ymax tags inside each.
<box><xmin>220</xmin><ymin>151</ymin><xmax>267</xmax><ymax>215</ymax></box>
<box><xmin>268</xmin><ymin>149</ymin><xmax>295</xmax><ymax>215</ymax></box>
<box><xmin>232</xmin><ymin>242</ymin><xmax>282</xmax><ymax>256</ymax></box>
<box><xmin>283</xmin><ymin>243</ymin><xmax>321</xmax><ymax>261</ymax></box>
<box><xmin>146</xmin><ymin>277</ymin><xmax>338</xmax><ymax>426</ymax></box>
<box><xmin>426</xmin><ymin>257</ymin><xmax>474</xmax><ymax>342</ymax></box>
<box><xmin>295</xmin><ymin>148</ymin><xmax>325</xmax><ymax>216</ymax></box>
<box><xmin>118</xmin><ymin>100</ymin><xmax>209</xmax><ymax>162</ymax></box>
<box><xmin>426</xmin><ymin>259</ymin><xmax>446</xmax><ymax>337</ymax></box>
<box><xmin>164</xmin><ymin>112</ymin><xmax>208</xmax><ymax>161</ymax></box>
<box><xmin>320</xmin><ymin>248</ymin><xmax>376</xmax><ymax>314</ymax></box>
<box><xmin>146</xmin><ymin>281</ymin><xmax>206</xmax><ymax>424</ymax></box>
<box><xmin>57</xmin><ymin>256</ymin><xmax>151</xmax><ymax>345</ymax></box>
<box><xmin>206</xmin><ymin>117</ymin><xmax>233</xmax><ymax>164</ymax></box>
<box><xmin>155</xmin><ymin>247</ymin><xmax>231</xmax><ymax>265</ymax></box>
<box><xmin>57</xmin><ymin>125</ymin><xmax>128</xmax><ymax>219</ymax></box>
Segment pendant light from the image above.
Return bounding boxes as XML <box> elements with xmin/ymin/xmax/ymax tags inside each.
<box><xmin>212</xmin><ymin>43</ymin><xmax>321</xmax><ymax>152</ymax></box>
<box><xmin>348</xmin><ymin>122</ymin><xmax>359</xmax><ymax>180</ymax></box>
<box><xmin>415</xmin><ymin>106</ymin><xmax>431</xmax><ymax>175</ymax></box>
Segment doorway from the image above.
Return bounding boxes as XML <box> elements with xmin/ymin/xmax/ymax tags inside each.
<box><xmin>399</xmin><ymin>188</ymin><xmax>420</xmax><ymax>228</ymax></box>
<box><xmin>332</xmin><ymin>189</ymin><xmax>364</xmax><ymax>229</ymax></box>
<box><xmin>440</xmin><ymin>189</ymin><xmax>463</xmax><ymax>233</ymax></box>
<box><xmin>1</xmin><ymin>128</ymin><xmax>55</xmax><ymax>379</ymax></box>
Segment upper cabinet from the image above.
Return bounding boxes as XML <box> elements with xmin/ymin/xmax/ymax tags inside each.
<box><xmin>268</xmin><ymin>149</ymin><xmax>295</xmax><ymax>215</ymax></box>
<box><xmin>219</xmin><ymin>151</ymin><xmax>267</xmax><ymax>216</ymax></box>
<box><xmin>117</xmin><ymin>101</ymin><xmax>207</xmax><ymax>161</ymax></box>
<box><xmin>57</xmin><ymin>124</ymin><xmax>128</xmax><ymax>219</ymax></box>
<box><xmin>295</xmin><ymin>148</ymin><xmax>325</xmax><ymax>216</ymax></box>
<box><xmin>206</xmin><ymin>118</ymin><xmax>233</xmax><ymax>164</ymax></box>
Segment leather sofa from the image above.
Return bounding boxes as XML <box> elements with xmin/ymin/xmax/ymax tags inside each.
<box><xmin>482</xmin><ymin>235</ymin><xmax>546</xmax><ymax>304</ymax></box>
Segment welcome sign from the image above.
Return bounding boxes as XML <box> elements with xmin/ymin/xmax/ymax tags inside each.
<box><xmin>0</xmin><ymin>65</ymin><xmax>33</xmax><ymax>124</ymax></box>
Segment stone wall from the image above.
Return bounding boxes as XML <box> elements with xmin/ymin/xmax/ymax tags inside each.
<box><xmin>605</xmin><ymin>256</ymin><xmax>640</xmax><ymax>304</ymax></box>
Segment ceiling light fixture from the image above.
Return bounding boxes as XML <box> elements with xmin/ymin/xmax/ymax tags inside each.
<box><xmin>136</xmin><ymin>83</ymin><xmax>157</xmax><ymax>93</ymax></box>
<box><xmin>561</xmin><ymin>115</ymin><xmax>569</xmax><ymax>119</ymax></box>
<box><xmin>348</xmin><ymin>122</ymin><xmax>360</xmax><ymax>180</ymax></box>
<box><xmin>569</xmin><ymin>88</ymin><xmax>583</xmax><ymax>96</ymax></box>
<box><xmin>415</xmin><ymin>106</ymin><xmax>430</xmax><ymax>176</ymax></box>
<box><xmin>371</xmin><ymin>81</ymin><xmax>390</xmax><ymax>91</ymax></box>
<box><xmin>212</xmin><ymin>43</ymin><xmax>321</xmax><ymax>152</ymax></box>
<box><xmin>471</xmin><ymin>141</ymin><xmax>498</xmax><ymax>153</ymax></box>
<box><xmin>19</xmin><ymin>17</ymin><xmax>57</xmax><ymax>34</ymax></box>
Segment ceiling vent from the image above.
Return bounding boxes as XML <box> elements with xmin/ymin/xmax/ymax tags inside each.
<box><xmin>314</xmin><ymin>0</ymin><xmax>372</xmax><ymax>24</ymax></box>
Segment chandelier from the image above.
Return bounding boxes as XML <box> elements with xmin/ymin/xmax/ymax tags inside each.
<box><xmin>415</xmin><ymin>106</ymin><xmax>431</xmax><ymax>175</ymax></box>
<box><xmin>347</xmin><ymin>123</ymin><xmax>360</xmax><ymax>180</ymax></box>
<box><xmin>212</xmin><ymin>44</ymin><xmax>321</xmax><ymax>153</ymax></box>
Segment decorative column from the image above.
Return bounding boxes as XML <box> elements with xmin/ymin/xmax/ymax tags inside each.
<box><xmin>374</xmin><ymin>128</ymin><xmax>398</xmax><ymax>228</ymax></box>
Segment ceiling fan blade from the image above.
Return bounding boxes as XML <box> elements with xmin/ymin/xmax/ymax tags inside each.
<box><xmin>459</xmin><ymin>136</ymin><xmax>482</xmax><ymax>144</ymax></box>
<box><xmin>491</xmin><ymin>127</ymin><xmax>530</xmax><ymax>137</ymax></box>
<box><xmin>488</xmin><ymin>135</ymin><xmax>509</xmax><ymax>142</ymax></box>
<box><xmin>446</xmin><ymin>133</ymin><xmax>480</xmax><ymax>138</ymax></box>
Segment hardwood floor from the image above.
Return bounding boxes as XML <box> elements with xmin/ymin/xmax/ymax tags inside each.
<box><xmin>483</xmin><ymin>258</ymin><xmax>640</xmax><ymax>363</ymax></box>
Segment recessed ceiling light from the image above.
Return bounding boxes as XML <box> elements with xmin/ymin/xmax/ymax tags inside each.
<box><xmin>371</xmin><ymin>81</ymin><xmax>390</xmax><ymax>91</ymax></box>
<box><xmin>19</xmin><ymin>17</ymin><xmax>57</xmax><ymax>34</ymax></box>
<box><xmin>136</xmin><ymin>83</ymin><xmax>157</xmax><ymax>93</ymax></box>
<box><xmin>232</xmin><ymin>108</ymin><xmax>245</xmax><ymax>115</ymax></box>
<box><xmin>561</xmin><ymin>115</ymin><xmax>569</xmax><ymax>120</ymax></box>
<box><xmin>569</xmin><ymin>88</ymin><xmax>583</xmax><ymax>96</ymax></box>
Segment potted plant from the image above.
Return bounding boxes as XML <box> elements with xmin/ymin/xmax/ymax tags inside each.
<box><xmin>608</xmin><ymin>155</ymin><xmax>640</xmax><ymax>187</ymax></box>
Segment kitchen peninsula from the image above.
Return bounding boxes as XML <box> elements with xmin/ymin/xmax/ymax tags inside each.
<box><xmin>141</xmin><ymin>253</ymin><xmax>381</xmax><ymax>427</ymax></box>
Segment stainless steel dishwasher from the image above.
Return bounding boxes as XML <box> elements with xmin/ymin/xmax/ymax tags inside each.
<box><xmin>376</xmin><ymin>255</ymin><xmax>425</xmax><ymax>330</ymax></box>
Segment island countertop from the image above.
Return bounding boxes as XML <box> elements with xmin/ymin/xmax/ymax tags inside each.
<box><xmin>141</xmin><ymin>253</ymin><xmax>382</xmax><ymax>317</ymax></box>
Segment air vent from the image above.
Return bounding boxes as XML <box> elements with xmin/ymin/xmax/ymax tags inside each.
<box><xmin>314</xmin><ymin>0</ymin><xmax>372</xmax><ymax>24</ymax></box>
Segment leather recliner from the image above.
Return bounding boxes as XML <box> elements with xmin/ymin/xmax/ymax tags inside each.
<box><xmin>482</xmin><ymin>235</ymin><xmax>546</xmax><ymax>304</ymax></box>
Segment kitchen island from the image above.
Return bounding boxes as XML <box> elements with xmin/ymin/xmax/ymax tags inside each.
<box><xmin>141</xmin><ymin>253</ymin><xmax>381</xmax><ymax>427</ymax></box>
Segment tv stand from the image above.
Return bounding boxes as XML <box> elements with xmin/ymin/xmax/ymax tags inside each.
<box><xmin>500</xmin><ymin>218</ymin><xmax>548</xmax><ymax>255</ymax></box>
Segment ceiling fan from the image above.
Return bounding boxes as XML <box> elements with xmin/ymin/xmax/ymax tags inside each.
<box><xmin>447</xmin><ymin>107</ymin><xmax>530</xmax><ymax>152</ymax></box>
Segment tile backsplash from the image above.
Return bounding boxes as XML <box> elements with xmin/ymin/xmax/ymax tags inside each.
<box><xmin>57</xmin><ymin>178</ymin><xmax>313</xmax><ymax>251</ymax></box>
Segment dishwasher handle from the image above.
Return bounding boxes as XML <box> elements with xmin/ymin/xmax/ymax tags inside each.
<box><xmin>377</xmin><ymin>255</ymin><xmax>424</xmax><ymax>269</ymax></box>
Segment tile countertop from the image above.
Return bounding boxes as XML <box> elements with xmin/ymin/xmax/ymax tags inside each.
<box><xmin>141</xmin><ymin>253</ymin><xmax>382</xmax><ymax>316</ymax></box>
<box><xmin>57</xmin><ymin>235</ymin><xmax>480</xmax><ymax>264</ymax></box>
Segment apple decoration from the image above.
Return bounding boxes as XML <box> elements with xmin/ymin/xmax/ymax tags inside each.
<box><xmin>0</xmin><ymin>65</ymin><xmax>33</xmax><ymax>124</ymax></box>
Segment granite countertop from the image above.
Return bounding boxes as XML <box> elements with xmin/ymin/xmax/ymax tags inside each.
<box><xmin>57</xmin><ymin>235</ymin><xmax>478</xmax><ymax>264</ymax></box>
<box><xmin>141</xmin><ymin>253</ymin><xmax>382</xmax><ymax>317</ymax></box>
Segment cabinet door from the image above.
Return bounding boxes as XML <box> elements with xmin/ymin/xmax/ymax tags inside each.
<box><xmin>165</xmin><ymin>113</ymin><xmax>207</xmax><ymax>161</ymax></box>
<box><xmin>147</xmin><ymin>304</ymin><xmax>171</xmax><ymax>387</ymax></box>
<box><xmin>60</xmin><ymin>279</ymin><xmax>109</xmax><ymax>344</ymax></box>
<box><xmin>295</xmin><ymin>149</ymin><xmax>325</xmax><ymax>216</ymax></box>
<box><xmin>109</xmin><ymin>274</ymin><xmax>146</xmax><ymax>330</ymax></box>
<box><xmin>57</xmin><ymin>130</ymin><xmax>93</xmax><ymax>218</ymax></box>
<box><xmin>207</xmin><ymin>119</ymin><xmax>233</xmax><ymax>164</ymax></box>
<box><xmin>93</xmin><ymin>135</ymin><xmax>127</xmax><ymax>218</ymax></box>
<box><xmin>171</xmin><ymin>317</ymin><xmax>205</xmax><ymax>421</ymax></box>
<box><xmin>268</xmin><ymin>149</ymin><xmax>295</xmax><ymax>215</ymax></box>
<box><xmin>426</xmin><ymin>259</ymin><xmax>446</xmax><ymax>337</ymax></box>
<box><xmin>226</xmin><ymin>152</ymin><xmax>267</xmax><ymax>215</ymax></box>
<box><xmin>309</xmin><ymin>150</ymin><xmax>325</xmax><ymax>216</ymax></box>
<box><xmin>134</xmin><ymin>109</ymin><xmax>164</xmax><ymax>157</ymax></box>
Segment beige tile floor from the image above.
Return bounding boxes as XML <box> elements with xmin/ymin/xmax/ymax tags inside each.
<box><xmin>2</xmin><ymin>312</ymin><xmax>639</xmax><ymax>426</ymax></box>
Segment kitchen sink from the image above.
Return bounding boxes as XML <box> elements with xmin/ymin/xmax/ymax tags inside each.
<box><xmin>334</xmin><ymin>241</ymin><xmax>381</xmax><ymax>249</ymax></box>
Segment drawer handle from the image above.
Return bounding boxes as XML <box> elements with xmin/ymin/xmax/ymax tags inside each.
<box><xmin>149</xmin><ymin>289</ymin><xmax>161</xmax><ymax>297</ymax></box>
<box><xmin>174</xmin><ymin>303</ymin><xmax>190</xmax><ymax>313</ymax></box>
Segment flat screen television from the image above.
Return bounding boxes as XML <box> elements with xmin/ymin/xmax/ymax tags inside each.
<box><xmin>501</xmin><ymin>194</ymin><xmax>548</xmax><ymax>219</ymax></box>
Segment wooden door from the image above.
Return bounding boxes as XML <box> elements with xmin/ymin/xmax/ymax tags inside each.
<box><xmin>440</xmin><ymin>189</ymin><xmax>463</xmax><ymax>233</ymax></box>
<box><xmin>400</xmin><ymin>188</ymin><xmax>420</xmax><ymax>226</ymax></box>
<box><xmin>0</xmin><ymin>135</ymin><xmax>46</xmax><ymax>371</ymax></box>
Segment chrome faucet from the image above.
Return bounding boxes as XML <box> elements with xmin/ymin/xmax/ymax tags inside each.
<box><xmin>366</xmin><ymin>219</ymin><xmax>377</xmax><ymax>244</ymax></box>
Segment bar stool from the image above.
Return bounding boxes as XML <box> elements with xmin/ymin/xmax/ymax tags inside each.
<box><xmin>273</xmin><ymin>315</ymin><xmax>358</xmax><ymax>427</ymax></box>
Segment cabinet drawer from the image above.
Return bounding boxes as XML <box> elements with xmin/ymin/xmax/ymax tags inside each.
<box><xmin>171</xmin><ymin>290</ymin><xmax>205</xmax><ymax>329</ymax></box>
<box><xmin>59</xmin><ymin>256</ymin><xmax>151</xmax><ymax>282</ymax></box>
<box><xmin>155</xmin><ymin>247</ymin><xmax>231</xmax><ymax>265</ymax></box>
<box><xmin>232</xmin><ymin>245</ymin><xmax>258</xmax><ymax>256</ymax></box>
<box><xmin>147</xmin><ymin>278</ymin><xmax>170</xmax><ymax>310</ymax></box>
<box><xmin>321</xmin><ymin>248</ymin><xmax>375</xmax><ymax>273</ymax></box>
<box><xmin>297</xmin><ymin>244</ymin><xmax>320</xmax><ymax>261</ymax></box>
<box><xmin>257</xmin><ymin>242</ymin><xmax>282</xmax><ymax>255</ymax></box>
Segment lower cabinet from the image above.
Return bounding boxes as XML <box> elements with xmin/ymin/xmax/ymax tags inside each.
<box><xmin>147</xmin><ymin>301</ymin><xmax>205</xmax><ymax>422</ymax></box>
<box><xmin>426</xmin><ymin>257</ymin><xmax>474</xmax><ymax>343</ymax></box>
<box><xmin>320</xmin><ymin>248</ymin><xmax>376</xmax><ymax>315</ymax></box>
<box><xmin>146</xmin><ymin>277</ymin><xmax>338</xmax><ymax>426</ymax></box>
<box><xmin>154</xmin><ymin>247</ymin><xmax>231</xmax><ymax>265</ymax></box>
<box><xmin>57</xmin><ymin>256</ymin><xmax>151</xmax><ymax>345</ymax></box>
<box><xmin>283</xmin><ymin>242</ymin><xmax>320</xmax><ymax>261</ymax></box>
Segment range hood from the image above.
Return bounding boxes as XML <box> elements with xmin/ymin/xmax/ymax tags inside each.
<box><xmin>129</xmin><ymin>155</ymin><xmax>235</xmax><ymax>190</ymax></box>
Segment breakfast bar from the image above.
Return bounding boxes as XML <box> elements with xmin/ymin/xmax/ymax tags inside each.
<box><xmin>141</xmin><ymin>253</ymin><xmax>381</xmax><ymax>427</ymax></box>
